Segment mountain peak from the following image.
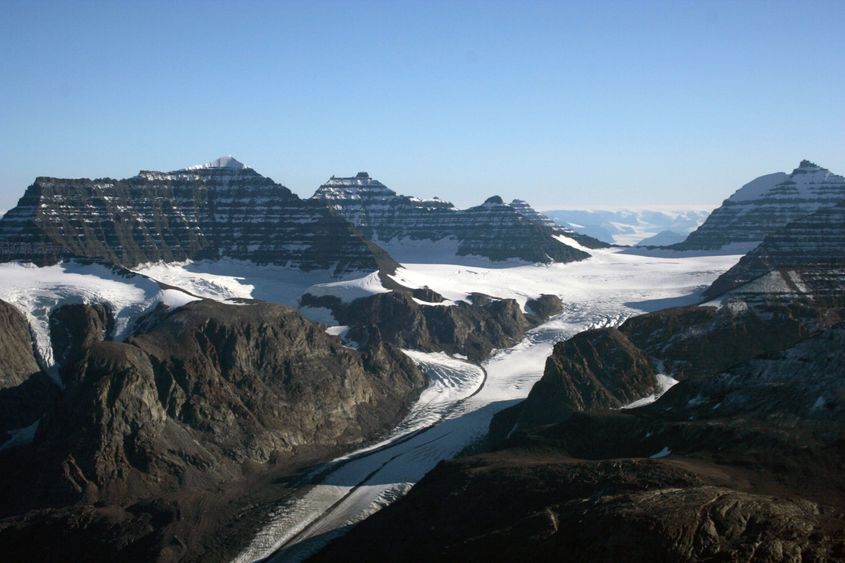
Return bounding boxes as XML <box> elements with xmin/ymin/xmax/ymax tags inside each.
<box><xmin>793</xmin><ymin>160</ymin><xmax>826</xmax><ymax>174</ymax></box>
<box><xmin>187</xmin><ymin>155</ymin><xmax>246</xmax><ymax>170</ymax></box>
<box><xmin>484</xmin><ymin>195</ymin><xmax>504</xmax><ymax>205</ymax></box>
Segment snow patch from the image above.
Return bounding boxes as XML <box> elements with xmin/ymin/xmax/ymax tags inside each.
<box><xmin>0</xmin><ymin>419</ymin><xmax>40</xmax><ymax>452</ymax></box>
<box><xmin>305</xmin><ymin>271</ymin><xmax>389</xmax><ymax>303</ymax></box>
<box><xmin>186</xmin><ymin>155</ymin><xmax>246</xmax><ymax>170</ymax></box>
<box><xmin>649</xmin><ymin>446</ymin><xmax>672</xmax><ymax>459</ymax></box>
<box><xmin>157</xmin><ymin>288</ymin><xmax>200</xmax><ymax>310</ymax></box>
<box><xmin>622</xmin><ymin>374</ymin><xmax>679</xmax><ymax>409</ymax></box>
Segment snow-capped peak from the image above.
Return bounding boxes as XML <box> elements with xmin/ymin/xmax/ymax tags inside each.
<box><xmin>187</xmin><ymin>155</ymin><xmax>246</xmax><ymax>170</ymax></box>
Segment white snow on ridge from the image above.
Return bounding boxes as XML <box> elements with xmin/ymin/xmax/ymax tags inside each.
<box><xmin>728</xmin><ymin>172</ymin><xmax>789</xmax><ymax>202</ymax></box>
<box><xmin>650</xmin><ymin>446</ymin><xmax>672</xmax><ymax>459</ymax></box>
<box><xmin>186</xmin><ymin>155</ymin><xmax>246</xmax><ymax>170</ymax></box>
<box><xmin>391</xmin><ymin>246</ymin><xmax>741</xmax><ymax>313</ymax></box>
<box><xmin>133</xmin><ymin>260</ymin><xmax>389</xmax><ymax>320</ymax></box>
<box><xmin>0</xmin><ymin>262</ymin><xmax>200</xmax><ymax>382</ymax></box>
<box><xmin>0</xmin><ymin>262</ymin><xmax>157</xmax><ymax>376</ymax></box>
<box><xmin>622</xmin><ymin>373</ymin><xmax>679</xmax><ymax>409</ymax></box>
<box><xmin>0</xmin><ymin>419</ymin><xmax>40</xmax><ymax>452</ymax></box>
<box><xmin>304</xmin><ymin>271</ymin><xmax>390</xmax><ymax>302</ymax></box>
<box><xmin>158</xmin><ymin>288</ymin><xmax>201</xmax><ymax>310</ymax></box>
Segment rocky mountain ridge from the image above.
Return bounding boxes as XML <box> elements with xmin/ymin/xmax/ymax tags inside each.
<box><xmin>311</xmin><ymin>173</ymin><xmax>592</xmax><ymax>263</ymax></box>
<box><xmin>704</xmin><ymin>201</ymin><xmax>845</xmax><ymax>305</ymax></box>
<box><xmin>0</xmin><ymin>158</ymin><xmax>394</xmax><ymax>275</ymax></box>
<box><xmin>676</xmin><ymin>160</ymin><xmax>845</xmax><ymax>250</ymax></box>
<box><xmin>0</xmin><ymin>298</ymin><xmax>427</xmax><ymax>562</ymax></box>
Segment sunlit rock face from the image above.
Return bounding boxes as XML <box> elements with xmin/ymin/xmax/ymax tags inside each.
<box><xmin>311</xmin><ymin>172</ymin><xmax>590</xmax><ymax>263</ymax></box>
<box><xmin>676</xmin><ymin>160</ymin><xmax>845</xmax><ymax>251</ymax></box>
<box><xmin>0</xmin><ymin>157</ymin><xmax>391</xmax><ymax>275</ymax></box>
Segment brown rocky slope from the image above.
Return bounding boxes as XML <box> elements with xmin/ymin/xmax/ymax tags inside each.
<box><xmin>314</xmin><ymin>309</ymin><xmax>845</xmax><ymax>562</ymax></box>
<box><xmin>0</xmin><ymin>299</ymin><xmax>426</xmax><ymax>562</ymax></box>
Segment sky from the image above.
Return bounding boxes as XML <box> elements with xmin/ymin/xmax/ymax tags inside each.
<box><xmin>1</xmin><ymin>0</ymin><xmax>843</xmax><ymax>212</ymax></box>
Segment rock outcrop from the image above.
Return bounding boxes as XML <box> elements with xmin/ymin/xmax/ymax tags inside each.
<box><xmin>0</xmin><ymin>299</ymin><xmax>426</xmax><ymax>562</ymax></box>
<box><xmin>311</xmin><ymin>173</ymin><xmax>590</xmax><ymax>263</ymax></box>
<box><xmin>675</xmin><ymin>160</ymin><xmax>845</xmax><ymax>251</ymax></box>
<box><xmin>509</xmin><ymin>328</ymin><xmax>657</xmax><ymax>431</ymax></box>
<box><xmin>0</xmin><ymin>157</ymin><xmax>394</xmax><ymax>275</ymax></box>
<box><xmin>303</xmin><ymin>290</ymin><xmax>543</xmax><ymax>362</ymax></box>
<box><xmin>0</xmin><ymin>299</ymin><xmax>57</xmax><ymax>448</ymax></box>
<box><xmin>490</xmin><ymin>302</ymin><xmax>810</xmax><ymax>439</ymax></box>
<box><xmin>0</xmin><ymin>300</ymin><xmax>40</xmax><ymax>389</ymax></box>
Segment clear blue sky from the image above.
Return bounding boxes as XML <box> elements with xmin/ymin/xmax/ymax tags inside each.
<box><xmin>1</xmin><ymin>0</ymin><xmax>843</xmax><ymax>212</ymax></box>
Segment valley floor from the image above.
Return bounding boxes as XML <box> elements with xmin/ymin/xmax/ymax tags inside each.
<box><xmin>233</xmin><ymin>247</ymin><xmax>741</xmax><ymax>562</ymax></box>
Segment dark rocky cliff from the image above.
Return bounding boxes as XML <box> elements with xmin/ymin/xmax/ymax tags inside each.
<box><xmin>0</xmin><ymin>299</ymin><xmax>426</xmax><ymax>562</ymax></box>
<box><xmin>490</xmin><ymin>302</ymin><xmax>809</xmax><ymax>439</ymax></box>
<box><xmin>0</xmin><ymin>300</ymin><xmax>41</xmax><ymax>389</ymax></box>
<box><xmin>315</xmin><ymin>318</ymin><xmax>845</xmax><ymax>563</ymax></box>
<box><xmin>0</xmin><ymin>300</ymin><xmax>57</xmax><ymax>449</ymax></box>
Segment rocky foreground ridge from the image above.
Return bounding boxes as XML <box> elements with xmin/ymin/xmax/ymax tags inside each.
<box><xmin>315</xmin><ymin>215</ymin><xmax>845</xmax><ymax>562</ymax></box>
<box><xmin>316</xmin><ymin>298</ymin><xmax>845</xmax><ymax>562</ymax></box>
<box><xmin>675</xmin><ymin>160</ymin><xmax>845</xmax><ymax>251</ymax></box>
<box><xmin>0</xmin><ymin>298</ymin><xmax>427</xmax><ymax>562</ymax></box>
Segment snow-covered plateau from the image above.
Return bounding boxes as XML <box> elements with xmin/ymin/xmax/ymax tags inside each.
<box><xmin>543</xmin><ymin>207</ymin><xmax>711</xmax><ymax>246</ymax></box>
<box><xmin>233</xmin><ymin>245</ymin><xmax>742</xmax><ymax>562</ymax></box>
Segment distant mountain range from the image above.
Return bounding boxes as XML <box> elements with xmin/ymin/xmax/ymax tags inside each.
<box><xmin>0</xmin><ymin>157</ymin><xmax>391</xmax><ymax>274</ymax></box>
<box><xmin>544</xmin><ymin>208</ymin><xmax>710</xmax><ymax>246</ymax></box>
<box><xmin>0</xmin><ymin>158</ymin><xmax>592</xmax><ymax>270</ymax></box>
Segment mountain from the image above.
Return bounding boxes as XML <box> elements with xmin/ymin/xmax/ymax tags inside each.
<box><xmin>311</xmin><ymin>173</ymin><xmax>591</xmax><ymax>263</ymax></box>
<box><xmin>0</xmin><ymin>299</ymin><xmax>426</xmax><ymax>562</ymax></box>
<box><xmin>0</xmin><ymin>300</ymin><xmax>58</xmax><ymax>450</ymax></box>
<box><xmin>703</xmin><ymin>200</ymin><xmax>845</xmax><ymax>304</ymax></box>
<box><xmin>675</xmin><ymin>160</ymin><xmax>845</xmax><ymax>251</ymax></box>
<box><xmin>0</xmin><ymin>157</ymin><xmax>394</xmax><ymax>276</ymax></box>
<box><xmin>509</xmin><ymin>199</ymin><xmax>609</xmax><ymax>249</ymax></box>
<box><xmin>544</xmin><ymin>208</ymin><xmax>709</xmax><ymax>245</ymax></box>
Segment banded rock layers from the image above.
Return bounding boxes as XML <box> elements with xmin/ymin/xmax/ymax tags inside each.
<box><xmin>0</xmin><ymin>158</ymin><xmax>392</xmax><ymax>275</ymax></box>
